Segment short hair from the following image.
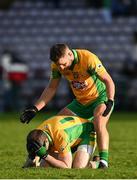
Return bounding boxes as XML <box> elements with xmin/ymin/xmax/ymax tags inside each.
<box><xmin>50</xmin><ymin>43</ymin><xmax>69</xmax><ymax>62</ymax></box>
<box><xmin>26</xmin><ymin>129</ymin><xmax>46</xmax><ymax>156</ymax></box>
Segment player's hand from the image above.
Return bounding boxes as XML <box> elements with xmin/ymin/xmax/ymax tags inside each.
<box><xmin>22</xmin><ymin>156</ymin><xmax>40</xmax><ymax>168</ymax></box>
<box><xmin>103</xmin><ymin>99</ymin><xmax>114</xmax><ymax>117</ymax></box>
<box><xmin>20</xmin><ymin>106</ymin><xmax>38</xmax><ymax>124</ymax></box>
<box><xmin>27</xmin><ymin>141</ymin><xmax>48</xmax><ymax>159</ymax></box>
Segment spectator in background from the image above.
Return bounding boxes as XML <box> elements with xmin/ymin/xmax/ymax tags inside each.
<box><xmin>111</xmin><ymin>0</ymin><xmax>137</xmax><ymax>17</ymax></box>
<box><xmin>87</xmin><ymin>0</ymin><xmax>112</xmax><ymax>23</ymax></box>
<box><xmin>102</xmin><ymin>0</ymin><xmax>112</xmax><ymax>23</ymax></box>
<box><xmin>1</xmin><ymin>49</ymin><xmax>28</xmax><ymax>111</ymax></box>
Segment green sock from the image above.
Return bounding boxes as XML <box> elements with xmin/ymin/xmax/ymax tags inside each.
<box><xmin>99</xmin><ymin>150</ymin><xmax>109</xmax><ymax>162</ymax></box>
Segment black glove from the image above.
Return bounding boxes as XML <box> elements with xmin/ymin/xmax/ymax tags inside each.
<box><xmin>20</xmin><ymin>106</ymin><xmax>38</xmax><ymax>124</ymax></box>
<box><xmin>103</xmin><ymin>99</ymin><xmax>114</xmax><ymax>117</ymax></box>
<box><xmin>27</xmin><ymin>140</ymin><xmax>48</xmax><ymax>159</ymax></box>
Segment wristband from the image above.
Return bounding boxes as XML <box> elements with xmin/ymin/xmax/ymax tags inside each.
<box><xmin>36</xmin><ymin>146</ymin><xmax>48</xmax><ymax>159</ymax></box>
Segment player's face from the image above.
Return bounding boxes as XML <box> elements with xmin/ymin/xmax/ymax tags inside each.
<box><xmin>56</xmin><ymin>48</ymin><xmax>74</xmax><ymax>70</ymax></box>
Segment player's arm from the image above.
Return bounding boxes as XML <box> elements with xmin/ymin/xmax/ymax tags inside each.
<box><xmin>98</xmin><ymin>71</ymin><xmax>115</xmax><ymax>116</ymax></box>
<box><xmin>88</xmin><ymin>53</ymin><xmax>115</xmax><ymax>116</ymax></box>
<box><xmin>43</xmin><ymin>152</ymin><xmax>72</xmax><ymax>168</ymax></box>
<box><xmin>22</xmin><ymin>156</ymin><xmax>40</xmax><ymax>168</ymax></box>
<box><xmin>24</xmin><ymin>152</ymin><xmax>72</xmax><ymax>168</ymax></box>
<box><xmin>44</xmin><ymin>135</ymin><xmax>73</xmax><ymax>168</ymax></box>
<box><xmin>20</xmin><ymin>78</ymin><xmax>60</xmax><ymax>123</ymax></box>
<box><xmin>98</xmin><ymin>71</ymin><xmax>115</xmax><ymax>101</ymax></box>
<box><xmin>30</xmin><ymin>141</ymin><xmax>73</xmax><ymax>168</ymax></box>
<box><xmin>20</xmin><ymin>62</ymin><xmax>61</xmax><ymax>124</ymax></box>
<box><xmin>35</xmin><ymin>78</ymin><xmax>61</xmax><ymax>110</ymax></box>
<box><xmin>35</xmin><ymin>63</ymin><xmax>62</xmax><ymax>110</ymax></box>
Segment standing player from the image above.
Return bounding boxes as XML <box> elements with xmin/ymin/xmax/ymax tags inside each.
<box><xmin>20</xmin><ymin>44</ymin><xmax>115</xmax><ymax>168</ymax></box>
<box><xmin>23</xmin><ymin>115</ymin><xmax>96</xmax><ymax>168</ymax></box>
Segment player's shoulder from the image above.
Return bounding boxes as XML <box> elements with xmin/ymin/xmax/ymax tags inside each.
<box><xmin>51</xmin><ymin>62</ymin><xmax>58</xmax><ymax>69</ymax></box>
<box><xmin>76</xmin><ymin>49</ymin><xmax>97</xmax><ymax>59</ymax></box>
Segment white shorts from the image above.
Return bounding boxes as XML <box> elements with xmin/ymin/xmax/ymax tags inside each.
<box><xmin>76</xmin><ymin>144</ymin><xmax>96</xmax><ymax>155</ymax></box>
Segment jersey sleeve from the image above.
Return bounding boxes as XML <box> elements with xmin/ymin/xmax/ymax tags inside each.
<box><xmin>50</xmin><ymin>62</ymin><xmax>61</xmax><ymax>79</ymax></box>
<box><xmin>55</xmin><ymin>132</ymin><xmax>71</xmax><ymax>157</ymax></box>
<box><xmin>87</xmin><ymin>53</ymin><xmax>107</xmax><ymax>76</ymax></box>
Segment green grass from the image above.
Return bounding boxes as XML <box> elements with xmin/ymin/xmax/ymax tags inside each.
<box><xmin>0</xmin><ymin>112</ymin><xmax>137</xmax><ymax>179</ymax></box>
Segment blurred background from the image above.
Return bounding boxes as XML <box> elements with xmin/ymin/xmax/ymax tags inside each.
<box><xmin>0</xmin><ymin>0</ymin><xmax>137</xmax><ymax>113</ymax></box>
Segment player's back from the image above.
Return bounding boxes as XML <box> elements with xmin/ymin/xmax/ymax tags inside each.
<box><xmin>37</xmin><ymin>115</ymin><xmax>93</xmax><ymax>144</ymax></box>
<box><xmin>37</xmin><ymin>115</ymin><xmax>89</xmax><ymax>132</ymax></box>
<box><xmin>37</xmin><ymin>115</ymin><xmax>94</xmax><ymax>154</ymax></box>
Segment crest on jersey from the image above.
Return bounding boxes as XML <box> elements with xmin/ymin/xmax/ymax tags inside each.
<box><xmin>71</xmin><ymin>80</ymin><xmax>88</xmax><ymax>90</ymax></box>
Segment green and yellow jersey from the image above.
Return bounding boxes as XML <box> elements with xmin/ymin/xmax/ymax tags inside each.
<box><xmin>51</xmin><ymin>49</ymin><xmax>107</xmax><ymax>105</ymax></box>
<box><xmin>37</xmin><ymin>115</ymin><xmax>94</xmax><ymax>157</ymax></box>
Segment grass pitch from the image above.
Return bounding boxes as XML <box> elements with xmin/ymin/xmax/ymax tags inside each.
<box><xmin>0</xmin><ymin>112</ymin><xmax>137</xmax><ymax>179</ymax></box>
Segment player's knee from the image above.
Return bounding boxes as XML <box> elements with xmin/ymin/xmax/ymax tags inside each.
<box><xmin>93</xmin><ymin>115</ymin><xmax>105</xmax><ymax>131</ymax></box>
<box><xmin>93</xmin><ymin>115</ymin><xmax>101</xmax><ymax>125</ymax></box>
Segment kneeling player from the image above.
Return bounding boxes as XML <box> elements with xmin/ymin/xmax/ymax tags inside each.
<box><xmin>23</xmin><ymin>115</ymin><xmax>96</xmax><ymax>168</ymax></box>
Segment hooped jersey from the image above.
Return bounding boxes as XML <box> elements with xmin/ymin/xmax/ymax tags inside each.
<box><xmin>51</xmin><ymin>49</ymin><xmax>107</xmax><ymax>105</ymax></box>
<box><xmin>37</xmin><ymin>115</ymin><xmax>94</xmax><ymax>157</ymax></box>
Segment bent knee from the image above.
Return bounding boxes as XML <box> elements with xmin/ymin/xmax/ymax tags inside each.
<box><xmin>93</xmin><ymin>115</ymin><xmax>107</xmax><ymax>129</ymax></box>
<box><xmin>93</xmin><ymin>115</ymin><xmax>102</xmax><ymax>125</ymax></box>
<box><xmin>57</xmin><ymin>108</ymin><xmax>75</xmax><ymax>116</ymax></box>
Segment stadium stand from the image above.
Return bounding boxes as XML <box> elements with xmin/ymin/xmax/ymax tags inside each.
<box><xmin>0</xmin><ymin>0</ymin><xmax>137</xmax><ymax>111</ymax></box>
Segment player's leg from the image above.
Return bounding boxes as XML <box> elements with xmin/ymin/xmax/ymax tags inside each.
<box><xmin>72</xmin><ymin>130</ymin><xmax>96</xmax><ymax>169</ymax></box>
<box><xmin>57</xmin><ymin>99</ymin><xmax>78</xmax><ymax>115</ymax></box>
<box><xmin>40</xmin><ymin>159</ymin><xmax>51</xmax><ymax>167</ymax></box>
<box><xmin>58</xmin><ymin>99</ymin><xmax>92</xmax><ymax>118</ymax></box>
<box><xmin>72</xmin><ymin>145</ymin><xmax>92</xmax><ymax>168</ymax></box>
<box><xmin>57</xmin><ymin>107</ymin><xmax>76</xmax><ymax>116</ymax></box>
<box><xmin>57</xmin><ymin>98</ymin><xmax>87</xmax><ymax>116</ymax></box>
<box><xmin>93</xmin><ymin>103</ymin><xmax>112</xmax><ymax>168</ymax></box>
<box><xmin>88</xmin><ymin>155</ymin><xmax>100</xmax><ymax>169</ymax></box>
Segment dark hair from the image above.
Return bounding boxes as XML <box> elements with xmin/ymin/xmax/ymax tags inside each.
<box><xmin>27</xmin><ymin>129</ymin><xmax>45</xmax><ymax>143</ymax></box>
<box><xmin>26</xmin><ymin>129</ymin><xmax>46</xmax><ymax>156</ymax></box>
<box><xmin>50</xmin><ymin>43</ymin><xmax>68</xmax><ymax>62</ymax></box>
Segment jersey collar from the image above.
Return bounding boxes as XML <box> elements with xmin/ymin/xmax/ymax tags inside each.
<box><xmin>69</xmin><ymin>49</ymin><xmax>79</xmax><ymax>70</ymax></box>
